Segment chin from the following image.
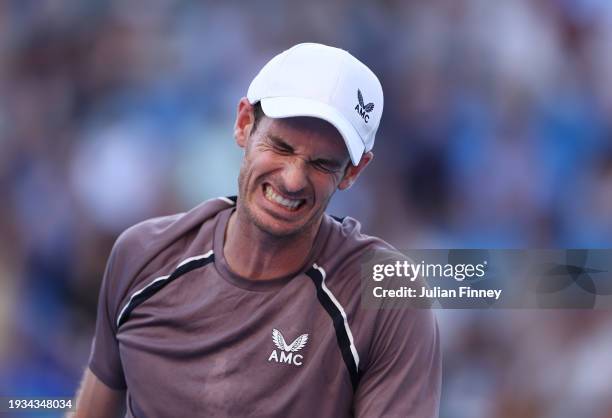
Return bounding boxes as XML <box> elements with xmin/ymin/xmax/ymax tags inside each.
<box><xmin>241</xmin><ymin>200</ymin><xmax>316</xmax><ymax>238</ymax></box>
<box><xmin>251</xmin><ymin>212</ymin><xmax>309</xmax><ymax>238</ymax></box>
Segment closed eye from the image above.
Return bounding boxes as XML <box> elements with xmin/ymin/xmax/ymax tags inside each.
<box><xmin>267</xmin><ymin>135</ymin><xmax>294</xmax><ymax>155</ymax></box>
<box><xmin>266</xmin><ymin>135</ymin><xmax>344</xmax><ymax>173</ymax></box>
<box><xmin>273</xmin><ymin>143</ymin><xmax>293</xmax><ymax>155</ymax></box>
<box><xmin>311</xmin><ymin>159</ymin><xmax>342</xmax><ymax>173</ymax></box>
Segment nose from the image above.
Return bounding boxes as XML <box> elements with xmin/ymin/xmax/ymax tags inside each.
<box><xmin>280</xmin><ymin>158</ymin><xmax>308</xmax><ymax>194</ymax></box>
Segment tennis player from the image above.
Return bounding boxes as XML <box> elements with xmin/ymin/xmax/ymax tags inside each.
<box><xmin>73</xmin><ymin>43</ymin><xmax>441</xmax><ymax>418</ymax></box>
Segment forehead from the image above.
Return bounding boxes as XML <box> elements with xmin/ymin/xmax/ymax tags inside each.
<box><xmin>259</xmin><ymin>116</ymin><xmax>349</xmax><ymax>159</ymax></box>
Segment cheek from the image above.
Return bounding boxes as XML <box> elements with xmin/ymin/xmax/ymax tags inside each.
<box><xmin>239</xmin><ymin>151</ymin><xmax>278</xmax><ymax>188</ymax></box>
<box><xmin>312</xmin><ymin>174</ymin><xmax>341</xmax><ymax>201</ymax></box>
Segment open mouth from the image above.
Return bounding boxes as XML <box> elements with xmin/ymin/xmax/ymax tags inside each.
<box><xmin>263</xmin><ymin>184</ymin><xmax>305</xmax><ymax>211</ymax></box>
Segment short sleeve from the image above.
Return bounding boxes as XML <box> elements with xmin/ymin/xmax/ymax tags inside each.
<box><xmin>88</xmin><ymin>241</ymin><xmax>127</xmax><ymax>390</ymax></box>
<box><xmin>353</xmin><ymin>307</ymin><xmax>442</xmax><ymax>418</ymax></box>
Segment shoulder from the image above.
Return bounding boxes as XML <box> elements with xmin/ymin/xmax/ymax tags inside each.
<box><xmin>103</xmin><ymin>196</ymin><xmax>235</xmax><ymax>317</ymax></box>
<box><xmin>314</xmin><ymin>215</ymin><xmax>438</xmax><ymax>376</ymax></box>
<box><xmin>114</xmin><ymin>196</ymin><xmax>234</xmax><ymax>257</ymax></box>
<box><xmin>317</xmin><ymin>214</ymin><xmax>403</xmax><ymax>281</ymax></box>
<box><xmin>312</xmin><ymin>214</ymin><xmax>407</xmax><ymax>320</ymax></box>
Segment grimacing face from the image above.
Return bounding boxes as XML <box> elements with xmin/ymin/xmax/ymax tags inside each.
<box><xmin>233</xmin><ymin>99</ymin><xmax>372</xmax><ymax>238</ymax></box>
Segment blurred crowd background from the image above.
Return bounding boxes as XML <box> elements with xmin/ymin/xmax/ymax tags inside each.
<box><xmin>1</xmin><ymin>0</ymin><xmax>612</xmax><ymax>417</ymax></box>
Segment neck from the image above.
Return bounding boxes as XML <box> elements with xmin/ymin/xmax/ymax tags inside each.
<box><xmin>223</xmin><ymin>207</ymin><xmax>322</xmax><ymax>280</ymax></box>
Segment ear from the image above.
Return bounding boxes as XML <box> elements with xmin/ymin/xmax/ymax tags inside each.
<box><xmin>234</xmin><ymin>97</ymin><xmax>255</xmax><ymax>148</ymax></box>
<box><xmin>338</xmin><ymin>152</ymin><xmax>373</xmax><ymax>190</ymax></box>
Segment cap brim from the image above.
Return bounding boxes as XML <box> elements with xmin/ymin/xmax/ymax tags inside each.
<box><xmin>260</xmin><ymin>97</ymin><xmax>364</xmax><ymax>166</ymax></box>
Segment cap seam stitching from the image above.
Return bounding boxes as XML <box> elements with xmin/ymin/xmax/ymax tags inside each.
<box><xmin>268</xmin><ymin>49</ymin><xmax>292</xmax><ymax>100</ymax></box>
<box><xmin>329</xmin><ymin>51</ymin><xmax>348</xmax><ymax>105</ymax></box>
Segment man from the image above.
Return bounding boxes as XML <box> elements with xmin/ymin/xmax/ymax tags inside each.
<box><xmin>74</xmin><ymin>43</ymin><xmax>441</xmax><ymax>417</ymax></box>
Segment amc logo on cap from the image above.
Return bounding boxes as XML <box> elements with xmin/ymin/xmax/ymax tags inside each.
<box><xmin>354</xmin><ymin>89</ymin><xmax>375</xmax><ymax>123</ymax></box>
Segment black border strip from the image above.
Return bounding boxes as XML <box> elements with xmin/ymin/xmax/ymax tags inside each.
<box><xmin>306</xmin><ymin>266</ymin><xmax>360</xmax><ymax>391</ymax></box>
<box><xmin>117</xmin><ymin>253</ymin><xmax>215</xmax><ymax>329</ymax></box>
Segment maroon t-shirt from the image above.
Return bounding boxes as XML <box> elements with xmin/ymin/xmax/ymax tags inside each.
<box><xmin>89</xmin><ymin>197</ymin><xmax>441</xmax><ymax>417</ymax></box>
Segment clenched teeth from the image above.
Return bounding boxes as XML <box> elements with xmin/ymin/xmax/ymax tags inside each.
<box><xmin>264</xmin><ymin>185</ymin><xmax>303</xmax><ymax>210</ymax></box>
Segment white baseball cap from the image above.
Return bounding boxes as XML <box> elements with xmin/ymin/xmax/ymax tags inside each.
<box><xmin>247</xmin><ymin>43</ymin><xmax>384</xmax><ymax>166</ymax></box>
